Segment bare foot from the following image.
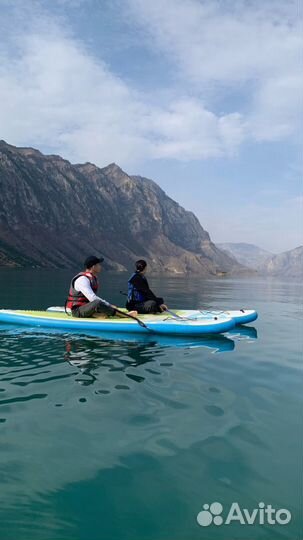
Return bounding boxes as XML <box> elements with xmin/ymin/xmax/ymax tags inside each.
<box><xmin>128</xmin><ymin>310</ymin><xmax>138</xmax><ymax>316</ymax></box>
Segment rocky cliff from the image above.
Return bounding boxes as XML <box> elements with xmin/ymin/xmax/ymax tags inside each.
<box><xmin>0</xmin><ymin>140</ymin><xmax>243</xmax><ymax>274</ymax></box>
<box><xmin>217</xmin><ymin>243</ymin><xmax>273</xmax><ymax>269</ymax></box>
<box><xmin>257</xmin><ymin>246</ymin><xmax>303</xmax><ymax>278</ymax></box>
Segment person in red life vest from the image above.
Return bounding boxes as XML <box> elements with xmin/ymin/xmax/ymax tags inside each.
<box><xmin>66</xmin><ymin>256</ymin><xmax>138</xmax><ymax>318</ymax></box>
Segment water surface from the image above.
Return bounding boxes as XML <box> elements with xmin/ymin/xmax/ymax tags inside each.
<box><xmin>0</xmin><ymin>270</ymin><xmax>302</xmax><ymax>539</ymax></box>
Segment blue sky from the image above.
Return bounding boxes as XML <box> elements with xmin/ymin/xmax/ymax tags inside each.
<box><xmin>0</xmin><ymin>0</ymin><xmax>302</xmax><ymax>252</ymax></box>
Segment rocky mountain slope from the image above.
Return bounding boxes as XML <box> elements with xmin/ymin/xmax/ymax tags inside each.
<box><xmin>217</xmin><ymin>243</ymin><xmax>273</xmax><ymax>269</ymax></box>
<box><xmin>218</xmin><ymin>241</ymin><xmax>302</xmax><ymax>278</ymax></box>
<box><xmin>257</xmin><ymin>246</ymin><xmax>303</xmax><ymax>278</ymax></box>
<box><xmin>0</xmin><ymin>140</ymin><xmax>243</xmax><ymax>275</ymax></box>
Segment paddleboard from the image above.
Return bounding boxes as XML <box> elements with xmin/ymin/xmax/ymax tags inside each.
<box><xmin>0</xmin><ymin>309</ymin><xmax>235</xmax><ymax>336</ymax></box>
<box><xmin>46</xmin><ymin>306</ymin><xmax>258</xmax><ymax>326</ymax></box>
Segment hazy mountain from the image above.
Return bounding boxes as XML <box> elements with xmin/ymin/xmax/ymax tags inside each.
<box><xmin>217</xmin><ymin>243</ymin><xmax>273</xmax><ymax>269</ymax></box>
<box><xmin>0</xmin><ymin>140</ymin><xmax>245</xmax><ymax>275</ymax></box>
<box><xmin>257</xmin><ymin>246</ymin><xmax>303</xmax><ymax>278</ymax></box>
<box><xmin>218</xmin><ymin>242</ymin><xmax>302</xmax><ymax>278</ymax></box>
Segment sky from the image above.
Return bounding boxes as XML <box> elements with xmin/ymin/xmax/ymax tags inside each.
<box><xmin>0</xmin><ymin>0</ymin><xmax>302</xmax><ymax>253</ymax></box>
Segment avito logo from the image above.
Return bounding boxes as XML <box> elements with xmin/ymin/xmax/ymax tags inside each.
<box><xmin>197</xmin><ymin>502</ymin><xmax>291</xmax><ymax>527</ymax></box>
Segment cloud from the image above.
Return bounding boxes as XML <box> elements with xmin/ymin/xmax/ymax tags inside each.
<box><xmin>0</xmin><ymin>0</ymin><xmax>300</xmax><ymax>169</ymax></box>
<box><xmin>250</xmin><ymin>75</ymin><xmax>303</xmax><ymax>141</ymax></box>
<box><xmin>127</xmin><ymin>0</ymin><xmax>299</xmax><ymax>81</ymax></box>
<box><xmin>0</xmin><ymin>6</ymin><xmax>246</xmax><ymax>166</ymax></box>
<box><xmin>126</xmin><ymin>0</ymin><xmax>302</xmax><ymax>142</ymax></box>
<box><xmin>145</xmin><ymin>100</ymin><xmax>246</xmax><ymax>159</ymax></box>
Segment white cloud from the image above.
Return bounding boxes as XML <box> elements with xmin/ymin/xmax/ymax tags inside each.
<box><xmin>0</xmin><ymin>11</ymin><xmax>246</xmax><ymax>166</ymax></box>
<box><xmin>0</xmin><ymin>0</ymin><xmax>300</xmax><ymax>168</ymax></box>
<box><xmin>250</xmin><ymin>75</ymin><xmax>303</xmax><ymax>141</ymax></box>
<box><xmin>126</xmin><ymin>0</ymin><xmax>302</xmax><ymax>142</ymax></box>
<box><xmin>145</xmin><ymin>100</ymin><xmax>246</xmax><ymax>159</ymax></box>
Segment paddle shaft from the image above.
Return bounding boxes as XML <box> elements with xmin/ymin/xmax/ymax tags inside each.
<box><xmin>164</xmin><ymin>308</ymin><xmax>186</xmax><ymax>320</ymax></box>
<box><xmin>113</xmin><ymin>306</ymin><xmax>152</xmax><ymax>331</ymax></box>
<box><xmin>119</xmin><ymin>300</ymin><xmax>184</xmax><ymax>322</ymax></box>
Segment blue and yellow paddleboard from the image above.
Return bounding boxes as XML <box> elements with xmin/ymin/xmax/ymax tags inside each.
<box><xmin>0</xmin><ymin>309</ymin><xmax>240</xmax><ymax>336</ymax></box>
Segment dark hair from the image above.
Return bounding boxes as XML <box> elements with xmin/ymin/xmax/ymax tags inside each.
<box><xmin>135</xmin><ymin>259</ymin><xmax>147</xmax><ymax>272</ymax></box>
<box><xmin>84</xmin><ymin>255</ymin><xmax>104</xmax><ymax>269</ymax></box>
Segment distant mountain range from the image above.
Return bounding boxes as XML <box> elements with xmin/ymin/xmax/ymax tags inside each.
<box><xmin>257</xmin><ymin>246</ymin><xmax>303</xmax><ymax>278</ymax></box>
<box><xmin>0</xmin><ymin>140</ymin><xmax>245</xmax><ymax>275</ymax></box>
<box><xmin>218</xmin><ymin>242</ymin><xmax>303</xmax><ymax>278</ymax></box>
<box><xmin>217</xmin><ymin>243</ymin><xmax>273</xmax><ymax>269</ymax></box>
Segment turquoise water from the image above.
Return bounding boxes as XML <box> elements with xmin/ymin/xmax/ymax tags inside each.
<box><xmin>0</xmin><ymin>270</ymin><xmax>302</xmax><ymax>540</ymax></box>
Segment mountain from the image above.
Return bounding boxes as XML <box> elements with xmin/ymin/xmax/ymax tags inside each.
<box><xmin>0</xmin><ymin>140</ymin><xmax>244</xmax><ymax>275</ymax></box>
<box><xmin>257</xmin><ymin>246</ymin><xmax>303</xmax><ymax>278</ymax></box>
<box><xmin>217</xmin><ymin>242</ymin><xmax>303</xmax><ymax>278</ymax></box>
<box><xmin>217</xmin><ymin>243</ymin><xmax>273</xmax><ymax>269</ymax></box>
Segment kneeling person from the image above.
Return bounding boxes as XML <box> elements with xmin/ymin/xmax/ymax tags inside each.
<box><xmin>67</xmin><ymin>256</ymin><xmax>137</xmax><ymax>318</ymax></box>
<box><xmin>126</xmin><ymin>259</ymin><xmax>167</xmax><ymax>314</ymax></box>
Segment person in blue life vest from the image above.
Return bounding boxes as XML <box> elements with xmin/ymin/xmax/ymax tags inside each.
<box><xmin>126</xmin><ymin>259</ymin><xmax>168</xmax><ymax>314</ymax></box>
<box><xmin>66</xmin><ymin>255</ymin><xmax>138</xmax><ymax>318</ymax></box>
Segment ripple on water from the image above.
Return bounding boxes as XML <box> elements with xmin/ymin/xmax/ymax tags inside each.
<box><xmin>204</xmin><ymin>405</ymin><xmax>225</xmax><ymax>417</ymax></box>
<box><xmin>0</xmin><ymin>279</ymin><xmax>301</xmax><ymax>540</ymax></box>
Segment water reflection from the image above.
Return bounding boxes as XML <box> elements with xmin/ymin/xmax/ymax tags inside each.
<box><xmin>228</xmin><ymin>325</ymin><xmax>258</xmax><ymax>340</ymax></box>
<box><xmin>0</xmin><ymin>324</ymin><xmax>240</xmax><ymax>397</ymax></box>
<box><xmin>64</xmin><ymin>339</ymin><xmax>157</xmax><ymax>386</ymax></box>
<box><xmin>63</xmin><ymin>331</ymin><xmax>236</xmax><ymax>386</ymax></box>
<box><xmin>0</xmin><ymin>323</ymin><xmax>262</xmax><ymax>396</ymax></box>
<box><xmin>0</xmin><ymin>323</ymin><xmax>261</xmax><ymax>390</ymax></box>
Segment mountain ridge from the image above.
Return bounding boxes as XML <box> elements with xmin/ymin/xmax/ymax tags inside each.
<box><xmin>217</xmin><ymin>242</ymin><xmax>273</xmax><ymax>269</ymax></box>
<box><xmin>218</xmin><ymin>242</ymin><xmax>302</xmax><ymax>278</ymax></box>
<box><xmin>257</xmin><ymin>245</ymin><xmax>303</xmax><ymax>278</ymax></box>
<box><xmin>0</xmin><ymin>140</ymin><xmax>245</xmax><ymax>275</ymax></box>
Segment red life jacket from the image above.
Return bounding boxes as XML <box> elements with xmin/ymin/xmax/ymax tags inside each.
<box><xmin>66</xmin><ymin>272</ymin><xmax>99</xmax><ymax>310</ymax></box>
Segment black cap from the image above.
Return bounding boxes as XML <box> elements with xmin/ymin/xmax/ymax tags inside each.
<box><xmin>84</xmin><ymin>255</ymin><xmax>104</xmax><ymax>269</ymax></box>
<box><xmin>135</xmin><ymin>259</ymin><xmax>147</xmax><ymax>271</ymax></box>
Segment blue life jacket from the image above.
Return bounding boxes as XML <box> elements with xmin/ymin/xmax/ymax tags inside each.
<box><xmin>127</xmin><ymin>272</ymin><xmax>146</xmax><ymax>303</ymax></box>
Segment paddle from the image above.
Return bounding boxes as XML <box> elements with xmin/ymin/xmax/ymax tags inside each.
<box><xmin>164</xmin><ymin>308</ymin><xmax>220</xmax><ymax>321</ymax></box>
<box><xmin>163</xmin><ymin>308</ymin><xmax>187</xmax><ymax>320</ymax></box>
<box><xmin>119</xmin><ymin>291</ymin><xmax>181</xmax><ymax>328</ymax></box>
<box><xmin>120</xmin><ymin>290</ymin><xmax>185</xmax><ymax>323</ymax></box>
<box><xmin>112</xmin><ymin>306</ymin><xmax>153</xmax><ymax>332</ymax></box>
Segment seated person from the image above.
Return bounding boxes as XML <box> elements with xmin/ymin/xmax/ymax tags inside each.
<box><xmin>66</xmin><ymin>255</ymin><xmax>137</xmax><ymax>318</ymax></box>
<box><xmin>126</xmin><ymin>259</ymin><xmax>168</xmax><ymax>314</ymax></box>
